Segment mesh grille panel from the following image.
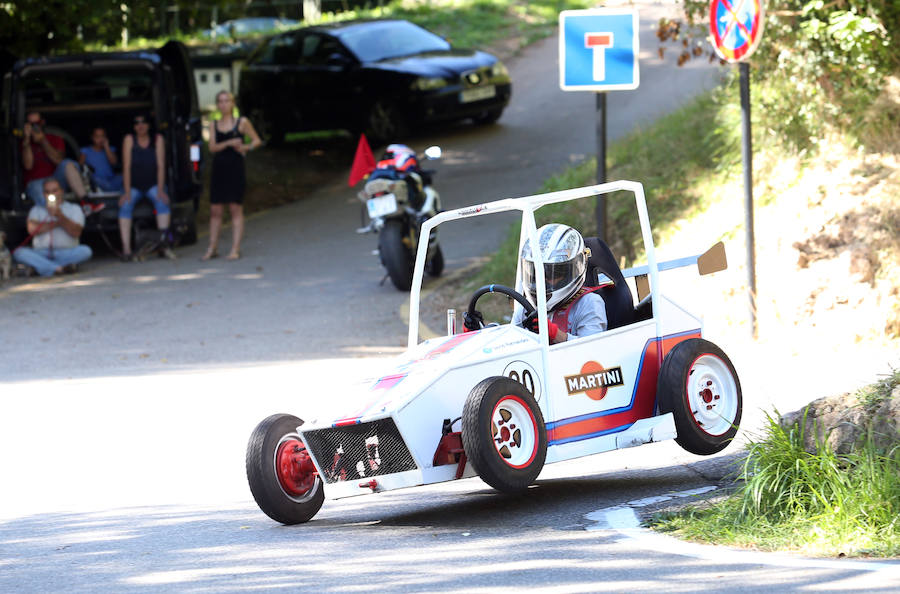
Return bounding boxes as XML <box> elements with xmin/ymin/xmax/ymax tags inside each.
<box><xmin>303</xmin><ymin>418</ymin><xmax>417</xmax><ymax>484</ymax></box>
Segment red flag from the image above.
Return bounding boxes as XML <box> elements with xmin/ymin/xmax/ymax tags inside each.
<box><xmin>348</xmin><ymin>133</ymin><xmax>376</xmax><ymax>186</ymax></box>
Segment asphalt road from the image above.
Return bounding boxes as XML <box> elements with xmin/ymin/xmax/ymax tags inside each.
<box><xmin>2</xmin><ymin>3</ymin><xmax>898</xmax><ymax>591</ymax></box>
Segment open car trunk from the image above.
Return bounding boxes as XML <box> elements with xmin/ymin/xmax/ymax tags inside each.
<box><xmin>1</xmin><ymin>42</ymin><xmax>201</xmax><ymax>248</ymax></box>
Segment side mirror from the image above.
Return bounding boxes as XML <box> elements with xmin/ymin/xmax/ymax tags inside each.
<box><xmin>423</xmin><ymin>146</ymin><xmax>442</xmax><ymax>160</ymax></box>
<box><xmin>326</xmin><ymin>53</ymin><xmax>352</xmax><ymax>70</ymax></box>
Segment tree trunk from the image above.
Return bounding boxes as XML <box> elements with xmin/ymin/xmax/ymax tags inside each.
<box><xmin>303</xmin><ymin>0</ymin><xmax>321</xmax><ymax>24</ymax></box>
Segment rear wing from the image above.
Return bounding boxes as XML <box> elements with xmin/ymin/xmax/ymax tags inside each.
<box><xmin>622</xmin><ymin>241</ymin><xmax>727</xmax><ymax>302</ymax></box>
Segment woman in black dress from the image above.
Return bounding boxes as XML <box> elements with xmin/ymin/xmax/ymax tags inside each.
<box><xmin>203</xmin><ymin>91</ymin><xmax>262</xmax><ymax>260</ymax></box>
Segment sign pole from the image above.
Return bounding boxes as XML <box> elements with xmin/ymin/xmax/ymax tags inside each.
<box><xmin>709</xmin><ymin>0</ymin><xmax>765</xmax><ymax>339</ymax></box>
<box><xmin>595</xmin><ymin>91</ymin><xmax>607</xmax><ymax>240</ymax></box>
<box><xmin>739</xmin><ymin>62</ymin><xmax>757</xmax><ymax>338</ymax></box>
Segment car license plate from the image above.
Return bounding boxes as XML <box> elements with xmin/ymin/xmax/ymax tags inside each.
<box><xmin>367</xmin><ymin>194</ymin><xmax>398</xmax><ymax>219</ymax></box>
<box><xmin>460</xmin><ymin>85</ymin><xmax>496</xmax><ymax>103</ymax></box>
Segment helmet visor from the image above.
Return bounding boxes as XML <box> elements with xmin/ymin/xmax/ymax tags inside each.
<box><xmin>522</xmin><ymin>257</ymin><xmax>586</xmax><ymax>301</ymax></box>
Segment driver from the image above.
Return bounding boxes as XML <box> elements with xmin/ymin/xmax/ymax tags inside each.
<box><xmin>465</xmin><ymin>224</ymin><xmax>607</xmax><ymax>344</ymax></box>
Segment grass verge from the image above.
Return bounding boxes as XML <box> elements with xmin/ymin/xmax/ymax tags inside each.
<box><xmin>650</xmin><ymin>370</ymin><xmax>900</xmax><ymax>558</ymax></box>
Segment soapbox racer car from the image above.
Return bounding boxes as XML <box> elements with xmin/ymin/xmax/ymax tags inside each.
<box><xmin>246</xmin><ymin>181</ymin><xmax>742</xmax><ymax>524</ymax></box>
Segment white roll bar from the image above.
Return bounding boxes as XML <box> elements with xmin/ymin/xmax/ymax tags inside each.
<box><xmin>408</xmin><ymin>180</ymin><xmax>661</xmax><ymax>349</ymax></box>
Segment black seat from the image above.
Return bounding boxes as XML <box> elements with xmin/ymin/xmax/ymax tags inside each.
<box><xmin>583</xmin><ymin>237</ymin><xmax>635</xmax><ymax>330</ymax></box>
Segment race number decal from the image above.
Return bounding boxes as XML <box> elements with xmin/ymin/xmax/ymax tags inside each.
<box><xmin>503</xmin><ymin>360</ymin><xmax>541</xmax><ymax>401</ymax></box>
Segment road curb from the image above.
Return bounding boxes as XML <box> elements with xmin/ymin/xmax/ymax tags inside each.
<box><xmin>586</xmin><ymin>486</ymin><xmax>900</xmax><ymax>573</ymax></box>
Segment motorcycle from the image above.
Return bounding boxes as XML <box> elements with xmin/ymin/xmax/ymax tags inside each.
<box><xmin>356</xmin><ymin>145</ymin><xmax>444</xmax><ymax>291</ymax></box>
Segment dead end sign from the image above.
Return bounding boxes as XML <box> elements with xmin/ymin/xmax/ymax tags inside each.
<box><xmin>559</xmin><ymin>8</ymin><xmax>639</xmax><ymax>92</ymax></box>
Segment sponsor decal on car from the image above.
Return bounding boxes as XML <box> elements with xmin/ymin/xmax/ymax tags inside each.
<box><xmin>565</xmin><ymin>362</ymin><xmax>624</xmax><ymax>401</ymax></box>
<box><xmin>457</xmin><ymin>205</ymin><xmax>487</xmax><ymax>216</ymax></box>
<box><xmin>483</xmin><ymin>337</ymin><xmax>529</xmax><ymax>354</ymax></box>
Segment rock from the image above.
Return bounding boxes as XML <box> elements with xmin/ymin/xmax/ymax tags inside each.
<box><xmin>849</xmin><ymin>247</ymin><xmax>876</xmax><ymax>284</ymax></box>
<box><xmin>869</xmin><ymin>385</ymin><xmax>900</xmax><ymax>449</ymax></box>
<box><xmin>779</xmin><ymin>386</ymin><xmax>900</xmax><ymax>454</ymax></box>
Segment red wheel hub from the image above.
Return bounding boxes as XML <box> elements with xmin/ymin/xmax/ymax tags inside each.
<box><xmin>276</xmin><ymin>439</ymin><xmax>317</xmax><ymax>497</ymax></box>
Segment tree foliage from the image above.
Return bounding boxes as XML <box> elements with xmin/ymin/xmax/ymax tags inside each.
<box><xmin>0</xmin><ymin>1</ymin><xmax>275</xmax><ymax>57</ymax></box>
<box><xmin>673</xmin><ymin>0</ymin><xmax>900</xmax><ymax>150</ymax></box>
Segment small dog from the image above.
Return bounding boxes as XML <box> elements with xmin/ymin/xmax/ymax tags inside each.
<box><xmin>0</xmin><ymin>231</ymin><xmax>12</xmax><ymax>282</ymax></box>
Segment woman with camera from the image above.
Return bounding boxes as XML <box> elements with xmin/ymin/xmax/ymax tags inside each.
<box><xmin>202</xmin><ymin>90</ymin><xmax>262</xmax><ymax>261</ymax></box>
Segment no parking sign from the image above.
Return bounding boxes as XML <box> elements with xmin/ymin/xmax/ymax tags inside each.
<box><xmin>709</xmin><ymin>0</ymin><xmax>765</xmax><ymax>62</ymax></box>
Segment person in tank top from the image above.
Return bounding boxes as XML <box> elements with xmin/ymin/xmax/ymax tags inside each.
<box><xmin>118</xmin><ymin>113</ymin><xmax>175</xmax><ymax>261</ymax></box>
<box><xmin>201</xmin><ymin>91</ymin><xmax>261</xmax><ymax>261</ymax></box>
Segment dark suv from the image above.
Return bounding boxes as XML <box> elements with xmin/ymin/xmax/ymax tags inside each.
<box><xmin>0</xmin><ymin>41</ymin><xmax>202</xmax><ymax>248</ymax></box>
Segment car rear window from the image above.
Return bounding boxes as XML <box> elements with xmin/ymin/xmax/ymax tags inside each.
<box><xmin>24</xmin><ymin>69</ymin><xmax>155</xmax><ymax>107</ymax></box>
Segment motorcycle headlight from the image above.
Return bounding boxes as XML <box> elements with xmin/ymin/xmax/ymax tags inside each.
<box><xmin>490</xmin><ymin>61</ymin><xmax>509</xmax><ymax>79</ymax></box>
<box><xmin>411</xmin><ymin>77</ymin><xmax>447</xmax><ymax>91</ymax></box>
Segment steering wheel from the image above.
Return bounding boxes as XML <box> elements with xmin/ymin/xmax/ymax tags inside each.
<box><xmin>467</xmin><ymin>284</ymin><xmax>535</xmax><ymax>328</ymax></box>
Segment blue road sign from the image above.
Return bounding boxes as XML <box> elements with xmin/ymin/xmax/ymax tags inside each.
<box><xmin>559</xmin><ymin>8</ymin><xmax>640</xmax><ymax>92</ymax></box>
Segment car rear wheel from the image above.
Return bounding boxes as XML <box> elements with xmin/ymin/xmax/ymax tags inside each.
<box><xmin>250</xmin><ymin>109</ymin><xmax>283</xmax><ymax>147</ymax></box>
<box><xmin>246</xmin><ymin>413</ymin><xmax>324</xmax><ymax>524</ymax></box>
<box><xmin>657</xmin><ymin>339</ymin><xmax>742</xmax><ymax>455</ymax></box>
<box><xmin>366</xmin><ymin>99</ymin><xmax>409</xmax><ymax>144</ymax></box>
<box><xmin>462</xmin><ymin>377</ymin><xmax>547</xmax><ymax>493</ymax></box>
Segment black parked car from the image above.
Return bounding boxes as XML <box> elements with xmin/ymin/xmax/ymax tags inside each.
<box><xmin>238</xmin><ymin>19</ymin><xmax>512</xmax><ymax>144</ymax></box>
<box><xmin>0</xmin><ymin>42</ymin><xmax>203</xmax><ymax>248</ymax></box>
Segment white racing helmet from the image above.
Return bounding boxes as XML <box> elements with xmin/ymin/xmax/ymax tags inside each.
<box><xmin>521</xmin><ymin>224</ymin><xmax>587</xmax><ymax>311</ymax></box>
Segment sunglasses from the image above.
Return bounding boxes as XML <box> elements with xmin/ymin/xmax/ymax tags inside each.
<box><xmin>133</xmin><ymin>118</ymin><xmax>148</xmax><ymax>124</ymax></box>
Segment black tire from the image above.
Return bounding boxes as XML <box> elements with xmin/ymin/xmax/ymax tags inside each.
<box><xmin>246</xmin><ymin>413</ymin><xmax>324</xmax><ymax>525</ymax></box>
<box><xmin>366</xmin><ymin>99</ymin><xmax>409</xmax><ymax>144</ymax></box>
<box><xmin>462</xmin><ymin>377</ymin><xmax>547</xmax><ymax>493</ymax></box>
<box><xmin>250</xmin><ymin>109</ymin><xmax>283</xmax><ymax>147</ymax></box>
<box><xmin>472</xmin><ymin>108</ymin><xmax>504</xmax><ymax>126</ymax></box>
<box><xmin>379</xmin><ymin>220</ymin><xmax>414</xmax><ymax>291</ymax></box>
<box><xmin>657</xmin><ymin>339</ymin><xmax>742</xmax><ymax>455</ymax></box>
<box><xmin>425</xmin><ymin>244</ymin><xmax>444</xmax><ymax>277</ymax></box>
<box><xmin>177</xmin><ymin>217</ymin><xmax>197</xmax><ymax>246</ymax></box>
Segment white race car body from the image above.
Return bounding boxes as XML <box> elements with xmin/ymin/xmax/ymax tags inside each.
<box><xmin>294</xmin><ymin>181</ymin><xmax>718</xmax><ymax>500</ymax></box>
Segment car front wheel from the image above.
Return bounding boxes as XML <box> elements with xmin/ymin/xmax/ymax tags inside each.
<box><xmin>472</xmin><ymin>108</ymin><xmax>504</xmax><ymax>126</ymax></box>
<box><xmin>246</xmin><ymin>413</ymin><xmax>324</xmax><ymax>524</ymax></box>
<box><xmin>462</xmin><ymin>377</ymin><xmax>547</xmax><ymax>493</ymax></box>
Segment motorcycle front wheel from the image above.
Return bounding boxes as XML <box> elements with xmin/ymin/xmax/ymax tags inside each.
<box><xmin>379</xmin><ymin>220</ymin><xmax>414</xmax><ymax>291</ymax></box>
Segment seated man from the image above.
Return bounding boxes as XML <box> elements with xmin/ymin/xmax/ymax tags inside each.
<box><xmin>79</xmin><ymin>126</ymin><xmax>123</xmax><ymax>193</ymax></box>
<box><xmin>21</xmin><ymin>110</ymin><xmax>87</xmax><ymax>207</ymax></box>
<box><xmin>13</xmin><ymin>178</ymin><xmax>93</xmax><ymax>277</ymax></box>
<box><xmin>512</xmin><ymin>224</ymin><xmax>607</xmax><ymax>344</ymax></box>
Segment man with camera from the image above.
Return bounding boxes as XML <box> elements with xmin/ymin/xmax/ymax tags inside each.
<box><xmin>13</xmin><ymin>178</ymin><xmax>93</xmax><ymax>277</ymax></box>
<box><xmin>22</xmin><ymin>110</ymin><xmax>88</xmax><ymax>207</ymax></box>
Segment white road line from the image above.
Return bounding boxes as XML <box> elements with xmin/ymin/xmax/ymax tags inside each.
<box><xmin>585</xmin><ymin>486</ymin><xmax>900</xmax><ymax>574</ymax></box>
